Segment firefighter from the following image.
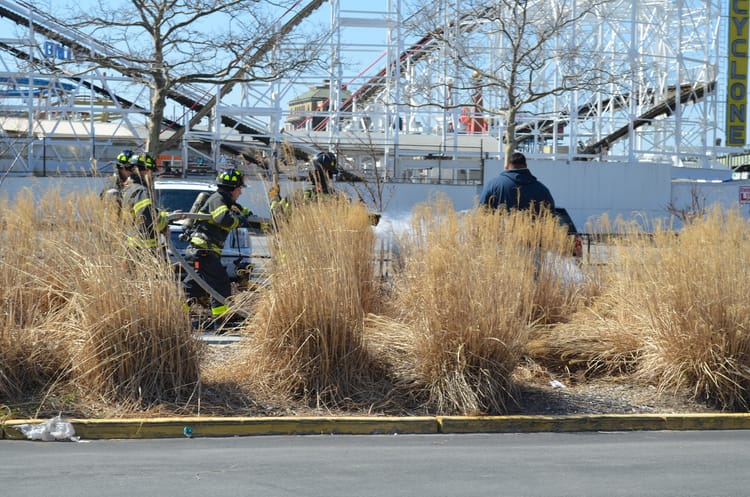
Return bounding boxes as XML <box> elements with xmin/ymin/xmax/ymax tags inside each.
<box><xmin>269</xmin><ymin>151</ymin><xmax>380</xmax><ymax>226</ymax></box>
<box><xmin>100</xmin><ymin>149</ymin><xmax>134</xmax><ymax>206</ymax></box>
<box><xmin>182</xmin><ymin>168</ymin><xmax>254</xmax><ymax>321</ymax></box>
<box><xmin>269</xmin><ymin>151</ymin><xmax>338</xmax><ymax>221</ymax></box>
<box><xmin>268</xmin><ymin>182</ymin><xmax>290</xmax><ymax>225</ymax></box>
<box><xmin>305</xmin><ymin>151</ymin><xmax>338</xmax><ymax>199</ymax></box>
<box><xmin>121</xmin><ymin>153</ymin><xmax>169</xmax><ymax>252</ymax></box>
<box><xmin>141</xmin><ymin>153</ymin><xmax>159</xmax><ymax>176</ymax></box>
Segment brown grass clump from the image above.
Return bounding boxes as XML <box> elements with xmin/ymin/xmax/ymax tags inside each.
<box><xmin>0</xmin><ymin>326</ymin><xmax>73</xmax><ymax>403</ymax></box>
<box><xmin>524</xmin><ymin>215</ymin><xmax>649</xmax><ymax>380</ymax></box>
<box><xmin>526</xmin><ymin>306</ymin><xmax>644</xmax><ymax>380</ymax></box>
<box><xmin>220</xmin><ymin>197</ymin><xmax>389</xmax><ymax>409</ymax></box>
<box><xmin>541</xmin><ymin>207</ymin><xmax>750</xmax><ymax>410</ymax></box>
<box><xmin>10</xmin><ymin>183</ymin><xmax>750</xmax><ymax>417</ymax></box>
<box><xmin>69</xmin><ymin>250</ymin><xmax>200</xmax><ymax>408</ymax></box>
<box><xmin>1</xmin><ymin>190</ymin><xmax>80</xmax><ymax>403</ymax></box>
<box><xmin>620</xmin><ymin>207</ymin><xmax>750</xmax><ymax>409</ymax></box>
<box><xmin>363</xmin><ymin>198</ymin><xmax>586</xmax><ymax>415</ymax></box>
<box><xmin>0</xmin><ymin>189</ymin><xmax>201</xmax><ymax>415</ymax></box>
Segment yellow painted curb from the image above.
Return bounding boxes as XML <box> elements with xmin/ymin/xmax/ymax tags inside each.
<box><xmin>2</xmin><ymin>419</ymin><xmax>43</xmax><ymax>440</ymax></box>
<box><xmin>5</xmin><ymin>414</ymin><xmax>750</xmax><ymax>440</ymax></box>
<box><xmin>3</xmin><ymin>416</ymin><xmax>438</xmax><ymax>440</ymax></box>
<box><xmin>437</xmin><ymin>413</ymin><xmax>750</xmax><ymax>433</ymax></box>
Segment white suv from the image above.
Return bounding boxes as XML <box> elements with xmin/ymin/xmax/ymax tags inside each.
<box><xmin>153</xmin><ymin>178</ymin><xmax>255</xmax><ymax>281</ymax></box>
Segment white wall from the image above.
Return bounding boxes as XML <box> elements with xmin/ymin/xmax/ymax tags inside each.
<box><xmin>0</xmin><ymin>175</ymin><xmax>280</xmax><ymax>217</ymax></box>
<box><xmin>0</xmin><ymin>176</ymin><xmax>109</xmax><ymax>201</ymax></box>
<box><xmin>671</xmin><ymin>180</ymin><xmax>750</xmax><ymax>223</ymax></box>
<box><xmin>2</xmin><ymin>161</ymin><xmax>745</xmax><ymax>235</ymax></box>
<box><xmin>481</xmin><ymin>159</ymin><xmax>675</xmax><ymax>232</ymax></box>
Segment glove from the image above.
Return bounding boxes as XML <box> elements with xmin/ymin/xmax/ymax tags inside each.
<box><xmin>231</xmin><ymin>204</ymin><xmax>253</xmax><ymax>216</ymax></box>
<box><xmin>368</xmin><ymin>212</ymin><xmax>381</xmax><ymax>226</ymax></box>
<box><xmin>268</xmin><ymin>184</ymin><xmax>281</xmax><ymax>200</ymax></box>
<box><xmin>237</xmin><ymin>206</ymin><xmax>255</xmax><ymax>227</ymax></box>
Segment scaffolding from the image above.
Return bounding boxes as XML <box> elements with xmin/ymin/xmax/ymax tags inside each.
<box><xmin>0</xmin><ymin>0</ymin><xmax>732</xmax><ymax>178</ymax></box>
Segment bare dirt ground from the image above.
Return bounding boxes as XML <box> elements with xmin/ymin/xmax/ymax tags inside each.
<box><xmin>202</xmin><ymin>343</ymin><xmax>721</xmax><ymax>417</ymax></box>
<box><xmin>8</xmin><ymin>343</ymin><xmax>721</xmax><ymax>420</ymax></box>
<box><xmin>508</xmin><ymin>375</ymin><xmax>718</xmax><ymax>416</ymax></box>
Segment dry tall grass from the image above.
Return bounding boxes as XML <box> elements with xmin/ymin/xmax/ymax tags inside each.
<box><xmin>535</xmin><ymin>207</ymin><xmax>750</xmax><ymax>409</ymax></box>
<box><xmin>221</xmin><ymin>197</ymin><xmax>388</xmax><ymax>409</ymax></box>
<box><xmin>363</xmin><ymin>198</ymin><xmax>586</xmax><ymax>415</ymax></box>
<box><xmin>621</xmin><ymin>207</ymin><xmax>750</xmax><ymax>409</ymax></box>
<box><xmin>526</xmin><ymin>304</ymin><xmax>644</xmax><ymax>381</ymax></box>
<box><xmin>0</xmin><ymin>189</ymin><xmax>201</xmax><ymax>415</ymax></box>
<box><xmin>8</xmin><ymin>185</ymin><xmax>750</xmax><ymax>417</ymax></box>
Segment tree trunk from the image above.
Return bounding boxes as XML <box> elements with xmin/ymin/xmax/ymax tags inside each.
<box><xmin>147</xmin><ymin>89</ymin><xmax>168</xmax><ymax>158</ymax></box>
<box><xmin>504</xmin><ymin>108</ymin><xmax>518</xmax><ymax>164</ymax></box>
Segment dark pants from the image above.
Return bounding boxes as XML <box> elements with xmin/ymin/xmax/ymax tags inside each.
<box><xmin>182</xmin><ymin>246</ymin><xmax>231</xmax><ymax>316</ymax></box>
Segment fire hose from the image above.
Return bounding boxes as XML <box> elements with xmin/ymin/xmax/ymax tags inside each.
<box><xmin>163</xmin><ymin>212</ymin><xmax>252</xmax><ymax>319</ymax></box>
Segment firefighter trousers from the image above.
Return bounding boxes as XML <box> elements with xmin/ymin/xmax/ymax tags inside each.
<box><xmin>182</xmin><ymin>245</ymin><xmax>231</xmax><ymax>316</ymax></box>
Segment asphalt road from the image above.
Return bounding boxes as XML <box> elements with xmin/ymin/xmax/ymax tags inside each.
<box><xmin>2</xmin><ymin>430</ymin><xmax>749</xmax><ymax>496</ymax></box>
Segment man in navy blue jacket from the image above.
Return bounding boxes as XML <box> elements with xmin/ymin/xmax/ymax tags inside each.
<box><xmin>479</xmin><ymin>152</ymin><xmax>555</xmax><ymax>214</ymax></box>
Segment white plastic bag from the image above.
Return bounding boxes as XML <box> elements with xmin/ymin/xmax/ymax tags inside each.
<box><xmin>14</xmin><ymin>415</ymin><xmax>80</xmax><ymax>442</ymax></box>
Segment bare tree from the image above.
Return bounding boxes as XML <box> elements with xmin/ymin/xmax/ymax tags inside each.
<box><xmin>406</xmin><ymin>0</ymin><xmax>620</xmax><ymax>160</ymax></box>
<box><xmin>58</xmin><ymin>0</ymin><xmax>326</xmax><ymax>159</ymax></box>
<box><xmin>335</xmin><ymin>139</ymin><xmax>395</xmax><ymax>215</ymax></box>
<box><xmin>665</xmin><ymin>186</ymin><xmax>707</xmax><ymax>226</ymax></box>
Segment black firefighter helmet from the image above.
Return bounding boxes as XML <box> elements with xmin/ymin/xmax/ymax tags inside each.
<box><xmin>312</xmin><ymin>151</ymin><xmax>338</xmax><ymax>176</ymax></box>
<box><xmin>309</xmin><ymin>151</ymin><xmax>338</xmax><ymax>194</ymax></box>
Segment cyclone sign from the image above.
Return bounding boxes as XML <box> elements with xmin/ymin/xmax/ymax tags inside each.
<box><xmin>727</xmin><ymin>0</ymin><xmax>749</xmax><ymax>147</ymax></box>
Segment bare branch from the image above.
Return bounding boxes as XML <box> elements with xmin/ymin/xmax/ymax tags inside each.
<box><xmin>404</xmin><ymin>0</ymin><xmax>626</xmax><ymax>158</ymax></box>
<box><xmin>56</xmin><ymin>0</ymin><xmax>325</xmax><ymax>157</ymax></box>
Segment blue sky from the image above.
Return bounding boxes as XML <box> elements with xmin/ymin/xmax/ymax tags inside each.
<box><xmin>43</xmin><ymin>0</ymin><xmax>396</xmax><ymax>114</ymax></box>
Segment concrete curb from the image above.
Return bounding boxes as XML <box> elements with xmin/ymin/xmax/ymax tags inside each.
<box><xmin>4</xmin><ymin>413</ymin><xmax>750</xmax><ymax>440</ymax></box>
<box><xmin>1</xmin><ymin>416</ymin><xmax>438</xmax><ymax>440</ymax></box>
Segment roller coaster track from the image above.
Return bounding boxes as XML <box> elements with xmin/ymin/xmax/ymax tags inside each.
<box><xmin>159</xmin><ymin>0</ymin><xmax>327</xmax><ymax>151</ymax></box>
<box><xmin>305</xmin><ymin>5</ymin><xmax>482</xmax><ymax>132</ymax></box>
<box><xmin>337</xmin><ymin>31</ymin><xmax>438</xmax><ymax>114</ymax></box>
<box><xmin>0</xmin><ymin>0</ymin><xmax>325</xmax><ymax>151</ymax></box>
<box><xmin>302</xmin><ymin>4</ymin><xmax>716</xmax><ymax>156</ymax></box>
<box><xmin>0</xmin><ymin>0</ymin><xmax>195</xmax><ymax>133</ymax></box>
<box><xmin>512</xmin><ymin>81</ymin><xmax>716</xmax><ymax>155</ymax></box>
<box><xmin>575</xmin><ymin>81</ymin><xmax>716</xmax><ymax>157</ymax></box>
<box><xmin>0</xmin><ymin>0</ymin><xmax>717</xmax><ymax>162</ymax></box>
<box><xmin>0</xmin><ymin>38</ymin><xmax>169</xmax><ymax>126</ymax></box>
<box><xmin>301</xmin><ymin>30</ymin><xmax>439</xmax><ymax>132</ymax></box>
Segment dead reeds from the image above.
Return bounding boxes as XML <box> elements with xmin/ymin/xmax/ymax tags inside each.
<box><xmin>534</xmin><ymin>206</ymin><xmax>750</xmax><ymax>409</ymax></box>
<box><xmin>620</xmin><ymin>207</ymin><xmax>750</xmax><ymax>409</ymax></box>
<box><xmin>7</xmin><ymin>186</ymin><xmax>750</xmax><ymax>417</ymax></box>
<box><xmin>0</xmin><ymin>189</ymin><xmax>201</xmax><ymax>415</ymax></box>
<box><xmin>362</xmin><ymin>198</ymin><xmax>584</xmax><ymax>414</ymax></box>
<box><xmin>224</xmin><ymin>196</ymin><xmax>388</xmax><ymax>409</ymax></box>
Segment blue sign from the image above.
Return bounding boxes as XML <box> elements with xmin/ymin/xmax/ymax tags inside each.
<box><xmin>43</xmin><ymin>41</ymin><xmax>73</xmax><ymax>61</ymax></box>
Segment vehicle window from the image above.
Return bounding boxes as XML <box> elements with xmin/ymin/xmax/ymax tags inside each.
<box><xmin>155</xmin><ymin>189</ymin><xmax>210</xmax><ymax>213</ymax></box>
